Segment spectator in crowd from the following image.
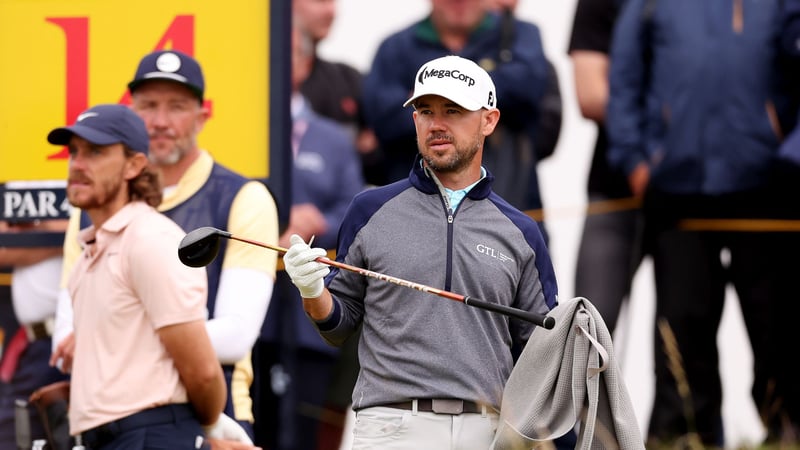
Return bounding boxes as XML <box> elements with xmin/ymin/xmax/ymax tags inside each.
<box><xmin>361</xmin><ymin>0</ymin><xmax>557</xmax><ymax>231</ymax></box>
<box><xmin>484</xmin><ymin>0</ymin><xmax>563</xmax><ymax>181</ymax></box>
<box><xmin>293</xmin><ymin>0</ymin><xmax>383</xmax><ymax>186</ymax></box>
<box><xmin>765</xmin><ymin>0</ymin><xmax>800</xmax><ymax>441</ymax></box>
<box><xmin>52</xmin><ymin>50</ymin><xmax>278</xmax><ymax>446</ymax></box>
<box><xmin>283</xmin><ymin>5</ymin><xmax>372</xmax><ymax>449</ymax></box>
<box><xmin>0</xmin><ymin>219</ymin><xmax>69</xmax><ymax>448</ymax></box>
<box><xmin>254</xmin><ymin>25</ymin><xmax>364</xmax><ymax>450</ymax></box>
<box><xmin>47</xmin><ymin>103</ymin><xmax>229</xmax><ymax>448</ymax></box>
<box><xmin>283</xmin><ymin>54</ymin><xmax>559</xmax><ymax>449</ymax></box>
<box><xmin>567</xmin><ymin>0</ymin><xmax>644</xmax><ymax>334</ymax></box>
<box><xmin>607</xmin><ymin>0</ymin><xmax>795</xmax><ymax>445</ymax></box>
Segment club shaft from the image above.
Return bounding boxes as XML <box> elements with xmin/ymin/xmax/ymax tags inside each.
<box><xmin>229</xmin><ymin>235</ymin><xmax>553</xmax><ymax>328</ymax></box>
<box><xmin>231</xmin><ymin>235</ymin><xmax>287</xmax><ymax>254</ymax></box>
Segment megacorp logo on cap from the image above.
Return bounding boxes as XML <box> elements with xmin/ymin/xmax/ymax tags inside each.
<box><xmin>417</xmin><ymin>66</ymin><xmax>477</xmax><ymax>88</ymax></box>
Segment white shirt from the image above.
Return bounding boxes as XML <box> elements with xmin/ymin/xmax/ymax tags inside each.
<box><xmin>12</xmin><ymin>256</ymin><xmax>62</xmax><ymax>324</ymax></box>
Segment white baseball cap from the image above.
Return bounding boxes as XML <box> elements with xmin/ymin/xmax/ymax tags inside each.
<box><xmin>403</xmin><ymin>55</ymin><xmax>497</xmax><ymax>111</ymax></box>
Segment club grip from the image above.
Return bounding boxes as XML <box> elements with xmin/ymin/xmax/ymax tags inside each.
<box><xmin>463</xmin><ymin>297</ymin><xmax>555</xmax><ymax>329</ymax></box>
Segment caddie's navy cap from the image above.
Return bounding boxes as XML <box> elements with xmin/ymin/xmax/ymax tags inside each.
<box><xmin>128</xmin><ymin>50</ymin><xmax>204</xmax><ymax>101</ymax></box>
<box><xmin>47</xmin><ymin>104</ymin><xmax>150</xmax><ymax>154</ymax></box>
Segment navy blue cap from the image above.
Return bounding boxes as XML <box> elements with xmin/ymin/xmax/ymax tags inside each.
<box><xmin>47</xmin><ymin>104</ymin><xmax>150</xmax><ymax>154</ymax></box>
<box><xmin>128</xmin><ymin>50</ymin><xmax>204</xmax><ymax>101</ymax></box>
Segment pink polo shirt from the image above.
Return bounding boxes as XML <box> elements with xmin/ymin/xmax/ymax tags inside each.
<box><xmin>67</xmin><ymin>201</ymin><xmax>208</xmax><ymax>434</ymax></box>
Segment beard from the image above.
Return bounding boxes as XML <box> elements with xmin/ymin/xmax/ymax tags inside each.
<box><xmin>148</xmin><ymin>142</ymin><xmax>185</xmax><ymax>166</ymax></box>
<box><xmin>420</xmin><ymin>132</ymin><xmax>480</xmax><ymax>173</ymax></box>
<box><xmin>67</xmin><ymin>175</ymin><xmax>123</xmax><ymax>210</ymax></box>
<box><xmin>148</xmin><ymin>133</ymin><xmax>193</xmax><ymax>166</ymax></box>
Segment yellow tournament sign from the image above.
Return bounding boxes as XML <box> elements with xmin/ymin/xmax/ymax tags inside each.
<box><xmin>0</xmin><ymin>1</ymin><xmax>270</xmax><ymax>185</ymax></box>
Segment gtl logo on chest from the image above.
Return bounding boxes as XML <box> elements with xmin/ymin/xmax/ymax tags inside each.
<box><xmin>476</xmin><ymin>244</ymin><xmax>514</xmax><ymax>263</ymax></box>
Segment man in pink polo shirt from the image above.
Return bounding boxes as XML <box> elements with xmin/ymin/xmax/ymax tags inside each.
<box><xmin>46</xmin><ymin>104</ymin><xmax>227</xmax><ymax>449</ymax></box>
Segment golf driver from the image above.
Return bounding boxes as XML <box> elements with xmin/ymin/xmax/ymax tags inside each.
<box><xmin>178</xmin><ymin>226</ymin><xmax>555</xmax><ymax>329</ymax></box>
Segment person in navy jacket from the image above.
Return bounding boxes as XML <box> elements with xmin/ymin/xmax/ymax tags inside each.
<box><xmin>607</xmin><ymin>0</ymin><xmax>798</xmax><ymax>445</ymax></box>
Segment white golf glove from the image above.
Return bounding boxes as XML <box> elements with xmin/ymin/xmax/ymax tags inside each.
<box><xmin>203</xmin><ymin>413</ymin><xmax>253</xmax><ymax>443</ymax></box>
<box><xmin>283</xmin><ymin>234</ymin><xmax>330</xmax><ymax>298</ymax></box>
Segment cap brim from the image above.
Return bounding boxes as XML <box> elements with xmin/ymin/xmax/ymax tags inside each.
<box><xmin>47</xmin><ymin>124</ymin><xmax>123</xmax><ymax>146</ymax></box>
<box><xmin>402</xmin><ymin>91</ymin><xmax>482</xmax><ymax>111</ymax></box>
<box><xmin>128</xmin><ymin>75</ymin><xmax>203</xmax><ymax>100</ymax></box>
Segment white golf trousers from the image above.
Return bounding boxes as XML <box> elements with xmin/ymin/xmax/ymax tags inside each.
<box><xmin>350</xmin><ymin>403</ymin><xmax>499</xmax><ymax>450</ymax></box>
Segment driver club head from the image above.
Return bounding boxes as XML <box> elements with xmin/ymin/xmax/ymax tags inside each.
<box><xmin>178</xmin><ymin>227</ymin><xmax>231</xmax><ymax>268</ymax></box>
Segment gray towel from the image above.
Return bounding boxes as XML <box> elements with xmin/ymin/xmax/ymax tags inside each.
<box><xmin>491</xmin><ymin>297</ymin><xmax>644</xmax><ymax>450</ymax></box>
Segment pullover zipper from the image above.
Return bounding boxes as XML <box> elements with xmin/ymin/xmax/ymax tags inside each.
<box><xmin>427</xmin><ymin>166</ymin><xmax>457</xmax><ymax>291</ymax></box>
<box><xmin>444</xmin><ymin>203</ymin><xmax>455</xmax><ymax>291</ymax></box>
